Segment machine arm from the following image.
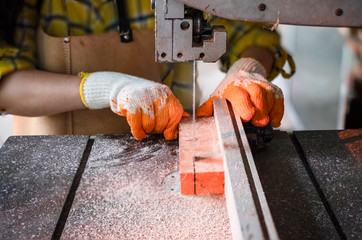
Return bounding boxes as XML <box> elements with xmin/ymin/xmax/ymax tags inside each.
<box><xmin>176</xmin><ymin>0</ymin><xmax>362</xmax><ymax>28</ymax></box>
<box><xmin>153</xmin><ymin>0</ymin><xmax>362</xmax><ymax>64</ymax></box>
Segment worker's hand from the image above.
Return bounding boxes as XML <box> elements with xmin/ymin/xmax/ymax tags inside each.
<box><xmin>79</xmin><ymin>72</ymin><xmax>185</xmax><ymax>140</ymax></box>
<box><xmin>196</xmin><ymin>58</ymin><xmax>284</xmax><ymax>127</ymax></box>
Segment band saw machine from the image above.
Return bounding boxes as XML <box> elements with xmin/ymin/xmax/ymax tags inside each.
<box><xmin>153</xmin><ymin>0</ymin><xmax>362</xmax><ymax>239</ymax></box>
<box><xmin>0</xmin><ymin>1</ymin><xmax>361</xmax><ymax>239</ymax></box>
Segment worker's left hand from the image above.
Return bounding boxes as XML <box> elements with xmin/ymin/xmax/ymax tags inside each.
<box><xmin>196</xmin><ymin>58</ymin><xmax>284</xmax><ymax>127</ymax></box>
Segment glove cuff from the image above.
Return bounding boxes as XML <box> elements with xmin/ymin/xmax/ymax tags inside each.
<box><xmin>79</xmin><ymin>72</ymin><xmax>119</xmax><ymax>109</ymax></box>
<box><xmin>229</xmin><ymin>58</ymin><xmax>267</xmax><ymax>78</ymax></box>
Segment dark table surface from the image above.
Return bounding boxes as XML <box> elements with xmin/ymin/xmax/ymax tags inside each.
<box><xmin>1</xmin><ymin>129</ymin><xmax>361</xmax><ymax>240</ymax></box>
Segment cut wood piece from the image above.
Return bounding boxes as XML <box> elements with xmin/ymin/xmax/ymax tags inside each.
<box><xmin>179</xmin><ymin>117</ymin><xmax>224</xmax><ymax>195</ymax></box>
<box><xmin>195</xmin><ymin>157</ymin><xmax>224</xmax><ymax>195</ymax></box>
<box><xmin>179</xmin><ymin>121</ymin><xmax>195</xmax><ymax>195</ymax></box>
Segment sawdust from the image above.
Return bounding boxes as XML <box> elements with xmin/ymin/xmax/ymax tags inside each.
<box><xmin>61</xmin><ymin>135</ymin><xmax>232</xmax><ymax>239</ymax></box>
<box><xmin>0</xmin><ymin>135</ymin><xmax>91</xmax><ymax>239</ymax></box>
<box><xmin>270</xmin><ymin>11</ymin><xmax>280</xmax><ymax>31</ymax></box>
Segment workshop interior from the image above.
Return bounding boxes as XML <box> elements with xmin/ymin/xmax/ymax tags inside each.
<box><xmin>0</xmin><ymin>4</ymin><xmax>361</xmax><ymax>145</ymax></box>
<box><xmin>1</xmin><ymin>0</ymin><xmax>361</xmax><ymax>239</ymax></box>
<box><xmin>0</xmin><ymin>25</ymin><xmax>354</xmax><ymax>144</ymax></box>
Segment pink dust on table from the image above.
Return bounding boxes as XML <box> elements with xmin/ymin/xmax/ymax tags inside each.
<box><xmin>61</xmin><ymin>135</ymin><xmax>232</xmax><ymax>239</ymax></box>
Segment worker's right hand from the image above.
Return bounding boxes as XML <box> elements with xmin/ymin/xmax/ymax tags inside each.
<box><xmin>79</xmin><ymin>72</ymin><xmax>185</xmax><ymax>140</ymax></box>
<box><xmin>196</xmin><ymin>58</ymin><xmax>284</xmax><ymax>127</ymax></box>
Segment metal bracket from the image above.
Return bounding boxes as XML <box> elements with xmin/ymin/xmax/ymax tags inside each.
<box><xmin>154</xmin><ymin>0</ymin><xmax>227</xmax><ymax>62</ymax></box>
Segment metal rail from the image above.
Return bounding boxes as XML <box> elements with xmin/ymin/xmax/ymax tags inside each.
<box><xmin>213</xmin><ymin>98</ymin><xmax>279</xmax><ymax>240</ymax></box>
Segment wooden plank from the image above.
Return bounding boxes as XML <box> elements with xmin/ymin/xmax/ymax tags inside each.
<box><xmin>213</xmin><ymin>98</ymin><xmax>279</xmax><ymax>240</ymax></box>
<box><xmin>194</xmin><ymin>156</ymin><xmax>224</xmax><ymax>195</ymax></box>
<box><xmin>179</xmin><ymin>117</ymin><xmax>224</xmax><ymax>195</ymax></box>
<box><xmin>0</xmin><ymin>135</ymin><xmax>90</xmax><ymax>240</ymax></box>
<box><xmin>294</xmin><ymin>130</ymin><xmax>362</xmax><ymax>239</ymax></box>
<box><xmin>179</xmin><ymin>118</ymin><xmax>196</xmax><ymax>195</ymax></box>
<box><xmin>253</xmin><ymin>131</ymin><xmax>340</xmax><ymax>239</ymax></box>
<box><xmin>61</xmin><ymin>134</ymin><xmax>232</xmax><ymax>239</ymax></box>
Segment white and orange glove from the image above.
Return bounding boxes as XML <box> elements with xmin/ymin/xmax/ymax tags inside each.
<box><xmin>79</xmin><ymin>72</ymin><xmax>185</xmax><ymax>140</ymax></box>
<box><xmin>196</xmin><ymin>58</ymin><xmax>284</xmax><ymax>127</ymax></box>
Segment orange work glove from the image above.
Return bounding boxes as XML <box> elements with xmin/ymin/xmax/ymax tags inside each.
<box><xmin>79</xmin><ymin>72</ymin><xmax>185</xmax><ymax>140</ymax></box>
<box><xmin>196</xmin><ymin>58</ymin><xmax>284</xmax><ymax>127</ymax></box>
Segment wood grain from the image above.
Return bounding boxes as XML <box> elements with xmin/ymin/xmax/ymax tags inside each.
<box><xmin>179</xmin><ymin>117</ymin><xmax>224</xmax><ymax>195</ymax></box>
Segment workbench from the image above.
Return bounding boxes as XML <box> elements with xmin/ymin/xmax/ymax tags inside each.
<box><xmin>0</xmin><ymin>129</ymin><xmax>361</xmax><ymax>239</ymax></box>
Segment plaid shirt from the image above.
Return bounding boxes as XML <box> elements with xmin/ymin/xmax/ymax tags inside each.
<box><xmin>0</xmin><ymin>0</ymin><xmax>294</xmax><ymax>111</ymax></box>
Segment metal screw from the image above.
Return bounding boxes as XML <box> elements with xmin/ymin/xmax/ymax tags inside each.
<box><xmin>63</xmin><ymin>37</ymin><xmax>70</xmax><ymax>43</ymax></box>
<box><xmin>258</xmin><ymin>3</ymin><xmax>266</xmax><ymax>11</ymax></box>
<box><xmin>177</xmin><ymin>53</ymin><xmax>183</xmax><ymax>58</ymax></box>
<box><xmin>335</xmin><ymin>8</ymin><xmax>343</xmax><ymax>16</ymax></box>
<box><xmin>199</xmin><ymin>53</ymin><xmax>205</xmax><ymax>59</ymax></box>
<box><xmin>180</xmin><ymin>21</ymin><xmax>190</xmax><ymax>31</ymax></box>
<box><xmin>161</xmin><ymin>53</ymin><xmax>166</xmax><ymax>58</ymax></box>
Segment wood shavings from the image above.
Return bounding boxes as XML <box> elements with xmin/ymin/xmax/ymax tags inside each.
<box><xmin>61</xmin><ymin>135</ymin><xmax>232</xmax><ymax>239</ymax></box>
<box><xmin>270</xmin><ymin>11</ymin><xmax>280</xmax><ymax>31</ymax></box>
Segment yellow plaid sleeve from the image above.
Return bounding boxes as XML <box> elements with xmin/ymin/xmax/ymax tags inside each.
<box><xmin>0</xmin><ymin>0</ymin><xmax>38</xmax><ymax>79</ymax></box>
<box><xmin>210</xmin><ymin>18</ymin><xmax>295</xmax><ymax>81</ymax></box>
<box><xmin>126</xmin><ymin>0</ymin><xmax>155</xmax><ymax>30</ymax></box>
<box><xmin>40</xmin><ymin>0</ymin><xmax>154</xmax><ymax>37</ymax></box>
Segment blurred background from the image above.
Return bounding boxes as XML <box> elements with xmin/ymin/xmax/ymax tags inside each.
<box><xmin>196</xmin><ymin>25</ymin><xmax>355</xmax><ymax>131</ymax></box>
<box><xmin>0</xmin><ymin>25</ymin><xmax>358</xmax><ymax>147</ymax></box>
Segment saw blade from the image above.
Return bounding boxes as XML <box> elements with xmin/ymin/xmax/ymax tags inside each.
<box><xmin>192</xmin><ymin>60</ymin><xmax>197</xmax><ymax>158</ymax></box>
